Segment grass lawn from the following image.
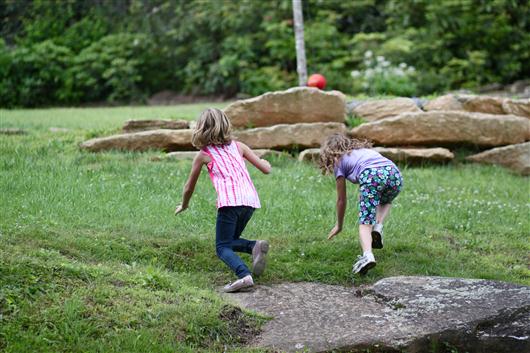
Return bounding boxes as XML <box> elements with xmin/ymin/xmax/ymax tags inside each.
<box><xmin>1</xmin><ymin>104</ymin><xmax>529</xmax><ymax>352</ymax></box>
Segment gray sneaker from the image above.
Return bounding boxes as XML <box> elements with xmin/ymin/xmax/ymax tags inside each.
<box><xmin>252</xmin><ymin>240</ymin><xmax>269</xmax><ymax>276</ymax></box>
<box><xmin>371</xmin><ymin>223</ymin><xmax>384</xmax><ymax>249</ymax></box>
<box><xmin>223</xmin><ymin>275</ymin><xmax>254</xmax><ymax>293</ymax></box>
<box><xmin>352</xmin><ymin>253</ymin><xmax>376</xmax><ymax>275</ymax></box>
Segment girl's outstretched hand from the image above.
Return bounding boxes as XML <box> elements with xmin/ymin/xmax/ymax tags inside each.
<box><xmin>327</xmin><ymin>225</ymin><xmax>342</xmax><ymax>240</ymax></box>
<box><xmin>175</xmin><ymin>204</ymin><xmax>187</xmax><ymax>215</ymax></box>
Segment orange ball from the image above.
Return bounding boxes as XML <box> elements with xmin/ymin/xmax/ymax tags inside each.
<box><xmin>307</xmin><ymin>74</ymin><xmax>326</xmax><ymax>89</ymax></box>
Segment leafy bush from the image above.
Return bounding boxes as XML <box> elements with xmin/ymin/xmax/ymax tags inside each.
<box><xmin>240</xmin><ymin>66</ymin><xmax>295</xmax><ymax>97</ymax></box>
<box><xmin>351</xmin><ymin>51</ymin><xmax>417</xmax><ymax>96</ymax></box>
<box><xmin>0</xmin><ymin>40</ymin><xmax>72</xmax><ymax>107</ymax></box>
<box><xmin>65</xmin><ymin>33</ymin><xmax>160</xmax><ymax>103</ymax></box>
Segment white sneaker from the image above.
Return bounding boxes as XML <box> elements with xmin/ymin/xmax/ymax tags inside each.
<box><xmin>252</xmin><ymin>240</ymin><xmax>269</xmax><ymax>276</ymax></box>
<box><xmin>371</xmin><ymin>223</ymin><xmax>384</xmax><ymax>249</ymax></box>
<box><xmin>352</xmin><ymin>253</ymin><xmax>376</xmax><ymax>275</ymax></box>
<box><xmin>223</xmin><ymin>275</ymin><xmax>254</xmax><ymax>293</ymax></box>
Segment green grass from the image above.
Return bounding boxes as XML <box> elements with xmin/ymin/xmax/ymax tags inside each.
<box><xmin>0</xmin><ymin>102</ymin><xmax>227</xmax><ymax>132</ymax></box>
<box><xmin>1</xmin><ymin>105</ymin><xmax>529</xmax><ymax>352</ymax></box>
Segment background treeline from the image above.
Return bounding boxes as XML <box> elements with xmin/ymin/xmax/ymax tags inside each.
<box><xmin>1</xmin><ymin>0</ymin><xmax>529</xmax><ymax>107</ymax></box>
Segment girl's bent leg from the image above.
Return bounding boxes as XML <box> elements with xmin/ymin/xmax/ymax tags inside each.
<box><xmin>216</xmin><ymin>207</ymin><xmax>252</xmax><ymax>278</ymax></box>
<box><xmin>376</xmin><ymin>203</ymin><xmax>392</xmax><ymax>224</ymax></box>
<box><xmin>359</xmin><ymin>224</ymin><xmax>373</xmax><ymax>253</ymax></box>
<box><xmin>231</xmin><ymin>206</ymin><xmax>256</xmax><ymax>254</ymax></box>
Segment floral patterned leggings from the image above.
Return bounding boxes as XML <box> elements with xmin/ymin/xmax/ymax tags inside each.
<box><xmin>358</xmin><ymin>165</ymin><xmax>403</xmax><ymax>225</ymax></box>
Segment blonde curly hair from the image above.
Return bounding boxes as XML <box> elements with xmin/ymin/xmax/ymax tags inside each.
<box><xmin>192</xmin><ymin>108</ymin><xmax>232</xmax><ymax>148</ymax></box>
<box><xmin>319</xmin><ymin>133</ymin><xmax>373</xmax><ymax>174</ymax></box>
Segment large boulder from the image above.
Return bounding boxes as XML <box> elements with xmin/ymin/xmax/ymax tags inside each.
<box><xmin>351</xmin><ymin>111</ymin><xmax>530</xmax><ymax>147</ymax></box>
<box><xmin>80</xmin><ymin>129</ymin><xmax>194</xmax><ymax>152</ymax></box>
<box><xmin>234</xmin><ymin>122</ymin><xmax>347</xmax><ymax>150</ymax></box>
<box><xmin>223</xmin><ymin>87</ymin><xmax>346</xmax><ymax>128</ymax></box>
<box><xmin>502</xmin><ymin>99</ymin><xmax>530</xmax><ymax>118</ymax></box>
<box><xmin>227</xmin><ymin>277</ymin><xmax>530</xmax><ymax>353</ymax></box>
<box><xmin>351</xmin><ymin>97</ymin><xmax>422</xmax><ymax>121</ymax></box>
<box><xmin>122</xmin><ymin>119</ymin><xmax>189</xmax><ymax>132</ymax></box>
<box><xmin>466</xmin><ymin>142</ymin><xmax>530</xmax><ymax>175</ymax></box>
<box><xmin>298</xmin><ymin>147</ymin><xmax>454</xmax><ymax>164</ymax></box>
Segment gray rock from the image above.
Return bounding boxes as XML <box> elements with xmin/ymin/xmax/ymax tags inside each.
<box><xmin>226</xmin><ymin>276</ymin><xmax>530</xmax><ymax>353</ymax></box>
<box><xmin>0</xmin><ymin>128</ymin><xmax>26</xmax><ymax>135</ymax></box>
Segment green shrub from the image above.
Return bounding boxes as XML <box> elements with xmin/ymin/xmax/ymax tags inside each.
<box><xmin>1</xmin><ymin>40</ymin><xmax>72</xmax><ymax>107</ymax></box>
<box><xmin>64</xmin><ymin>33</ymin><xmax>160</xmax><ymax>103</ymax></box>
<box><xmin>240</xmin><ymin>66</ymin><xmax>295</xmax><ymax>96</ymax></box>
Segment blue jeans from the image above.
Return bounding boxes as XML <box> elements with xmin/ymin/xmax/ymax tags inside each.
<box><xmin>216</xmin><ymin>206</ymin><xmax>256</xmax><ymax>278</ymax></box>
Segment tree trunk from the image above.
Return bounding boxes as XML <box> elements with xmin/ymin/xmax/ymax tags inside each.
<box><xmin>292</xmin><ymin>0</ymin><xmax>307</xmax><ymax>86</ymax></box>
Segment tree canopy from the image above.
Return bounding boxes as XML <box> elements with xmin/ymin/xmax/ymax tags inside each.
<box><xmin>1</xmin><ymin>0</ymin><xmax>528</xmax><ymax>107</ymax></box>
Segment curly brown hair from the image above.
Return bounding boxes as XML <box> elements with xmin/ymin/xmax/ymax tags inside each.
<box><xmin>192</xmin><ymin>108</ymin><xmax>232</xmax><ymax>148</ymax></box>
<box><xmin>318</xmin><ymin>133</ymin><xmax>373</xmax><ymax>174</ymax></box>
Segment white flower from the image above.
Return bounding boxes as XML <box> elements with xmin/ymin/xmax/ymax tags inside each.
<box><xmin>407</xmin><ymin>66</ymin><xmax>416</xmax><ymax>73</ymax></box>
<box><xmin>399</xmin><ymin>62</ymin><xmax>407</xmax><ymax>69</ymax></box>
<box><xmin>362</xmin><ymin>82</ymin><xmax>369</xmax><ymax>89</ymax></box>
<box><xmin>365</xmin><ymin>68</ymin><xmax>374</xmax><ymax>78</ymax></box>
<box><xmin>351</xmin><ymin>70</ymin><xmax>361</xmax><ymax>78</ymax></box>
<box><xmin>382</xmin><ymin>60</ymin><xmax>390</xmax><ymax>67</ymax></box>
<box><xmin>394</xmin><ymin>68</ymin><xmax>405</xmax><ymax>77</ymax></box>
<box><xmin>364</xmin><ymin>50</ymin><xmax>373</xmax><ymax>58</ymax></box>
<box><xmin>133</xmin><ymin>39</ymin><xmax>140</xmax><ymax>46</ymax></box>
<box><xmin>376</xmin><ymin>55</ymin><xmax>385</xmax><ymax>62</ymax></box>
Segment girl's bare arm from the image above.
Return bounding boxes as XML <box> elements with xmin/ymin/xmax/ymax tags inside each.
<box><xmin>328</xmin><ymin>176</ymin><xmax>347</xmax><ymax>239</ymax></box>
<box><xmin>175</xmin><ymin>152</ymin><xmax>209</xmax><ymax>214</ymax></box>
<box><xmin>237</xmin><ymin>142</ymin><xmax>271</xmax><ymax>174</ymax></box>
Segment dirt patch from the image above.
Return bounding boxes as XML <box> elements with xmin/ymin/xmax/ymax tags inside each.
<box><xmin>219</xmin><ymin>304</ymin><xmax>262</xmax><ymax>345</ymax></box>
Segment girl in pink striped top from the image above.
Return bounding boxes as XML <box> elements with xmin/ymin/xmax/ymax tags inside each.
<box><xmin>175</xmin><ymin>108</ymin><xmax>271</xmax><ymax>293</ymax></box>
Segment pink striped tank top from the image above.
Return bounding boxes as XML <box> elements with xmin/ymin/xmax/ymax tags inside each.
<box><xmin>201</xmin><ymin>141</ymin><xmax>261</xmax><ymax>209</ymax></box>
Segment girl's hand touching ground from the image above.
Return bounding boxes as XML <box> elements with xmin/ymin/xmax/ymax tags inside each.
<box><xmin>175</xmin><ymin>204</ymin><xmax>187</xmax><ymax>215</ymax></box>
<box><xmin>327</xmin><ymin>225</ymin><xmax>342</xmax><ymax>240</ymax></box>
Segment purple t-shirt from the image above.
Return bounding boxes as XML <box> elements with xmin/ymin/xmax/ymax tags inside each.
<box><xmin>334</xmin><ymin>148</ymin><xmax>397</xmax><ymax>183</ymax></box>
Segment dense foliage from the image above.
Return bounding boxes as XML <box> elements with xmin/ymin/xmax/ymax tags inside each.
<box><xmin>1</xmin><ymin>0</ymin><xmax>529</xmax><ymax>106</ymax></box>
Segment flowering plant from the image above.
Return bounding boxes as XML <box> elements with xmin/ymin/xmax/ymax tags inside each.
<box><xmin>351</xmin><ymin>51</ymin><xmax>417</xmax><ymax>96</ymax></box>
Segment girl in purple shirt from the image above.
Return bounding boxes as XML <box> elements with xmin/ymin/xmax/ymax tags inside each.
<box><xmin>319</xmin><ymin>133</ymin><xmax>403</xmax><ymax>276</ymax></box>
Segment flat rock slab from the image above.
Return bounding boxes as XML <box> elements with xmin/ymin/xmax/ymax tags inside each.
<box><xmin>0</xmin><ymin>128</ymin><xmax>26</xmax><ymax>135</ymax></box>
<box><xmin>298</xmin><ymin>147</ymin><xmax>454</xmax><ymax>164</ymax></box>
<box><xmin>226</xmin><ymin>277</ymin><xmax>530</xmax><ymax>353</ymax></box>
<box><xmin>122</xmin><ymin>119</ymin><xmax>189</xmax><ymax>132</ymax></box>
<box><xmin>164</xmin><ymin>149</ymin><xmax>285</xmax><ymax>160</ymax></box>
<box><xmin>350</xmin><ymin>111</ymin><xmax>530</xmax><ymax>147</ymax></box>
<box><xmin>466</xmin><ymin>142</ymin><xmax>530</xmax><ymax>176</ymax></box>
